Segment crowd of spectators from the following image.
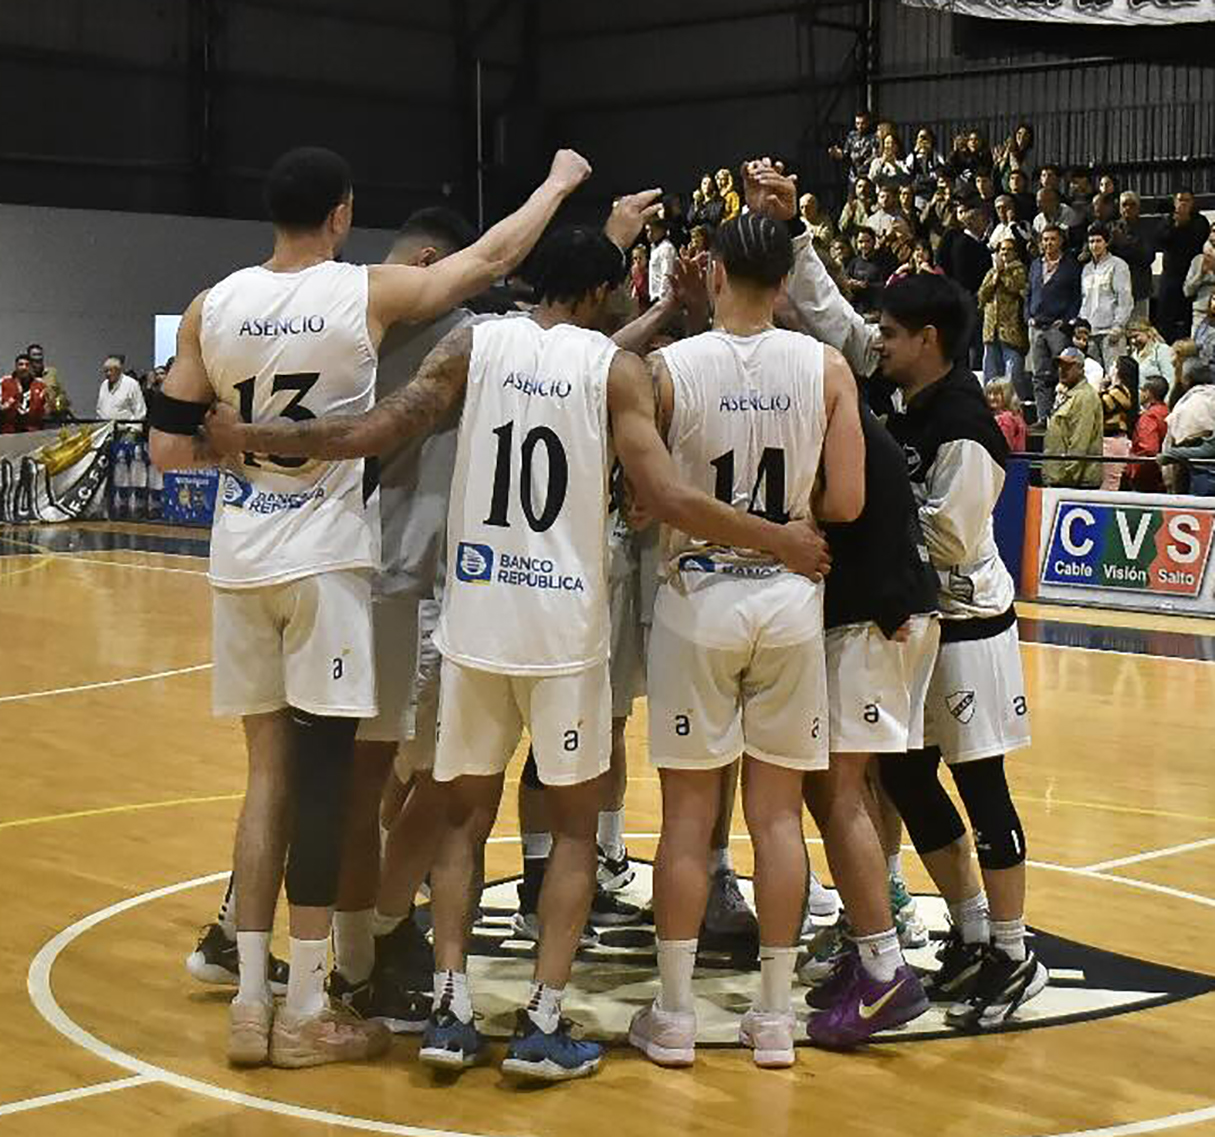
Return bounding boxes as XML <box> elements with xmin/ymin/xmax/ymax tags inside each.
<box><xmin>624</xmin><ymin>110</ymin><xmax>1215</xmax><ymax>494</ymax></box>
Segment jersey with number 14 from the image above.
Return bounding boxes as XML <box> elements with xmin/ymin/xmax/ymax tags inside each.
<box><xmin>658</xmin><ymin>328</ymin><xmax>827</xmax><ymax>583</ymax></box>
<box><xmin>434</xmin><ymin>319</ymin><xmax>616</xmax><ymax>676</ymax></box>
<box><xmin>200</xmin><ymin>260</ymin><xmax>380</xmax><ymax>589</ymax></box>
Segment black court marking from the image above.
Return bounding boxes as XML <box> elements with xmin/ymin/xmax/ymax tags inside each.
<box><xmin>1017</xmin><ymin>613</ymin><xmax>1215</xmax><ymax>662</ymax></box>
<box><xmin>433</xmin><ymin>864</ymin><xmax>1215</xmax><ymax>1048</ymax></box>
<box><xmin>0</xmin><ymin>523</ymin><xmax>210</xmax><ymax>559</ymax></box>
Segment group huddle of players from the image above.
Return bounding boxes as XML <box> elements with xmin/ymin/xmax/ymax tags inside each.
<box><xmin>149</xmin><ymin>145</ymin><xmax>1046</xmax><ymax>1084</ymax></box>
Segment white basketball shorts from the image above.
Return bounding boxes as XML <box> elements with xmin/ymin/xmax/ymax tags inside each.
<box><xmin>826</xmin><ymin>615</ymin><xmax>941</xmax><ymax>755</ymax></box>
<box><xmin>212</xmin><ymin>568</ymin><xmax>376</xmax><ymax>719</ymax></box>
<box><xmin>433</xmin><ymin>658</ymin><xmax>611</xmax><ymax>787</ymax></box>
<box><xmin>923</xmin><ymin>622</ymin><xmax>1031</xmax><ymax>764</ymax></box>
<box><xmin>646</xmin><ymin>573</ymin><xmax>828</xmax><ymax>772</ymax></box>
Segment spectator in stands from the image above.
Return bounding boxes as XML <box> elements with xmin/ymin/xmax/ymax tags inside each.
<box><xmin>1099</xmin><ymin>355</ymin><xmax>1137</xmax><ymax>491</ymax></box>
<box><xmin>825</xmin><ymin>235</ymin><xmax>855</xmax><ymax>300</ymax></box>
<box><xmin>868</xmin><ymin>133</ymin><xmax>904</xmax><ymax>184</ymax></box>
<box><xmin>1065</xmin><ymin>168</ymin><xmax>1094</xmax><ymax>224</ymax></box>
<box><xmin>1089</xmin><ymin>193</ymin><xmax>1118</xmax><ymax>231</ymax></box>
<box><xmin>966</xmin><ymin>129</ymin><xmax>993</xmax><ymax>175</ymax></box>
<box><xmin>903</xmin><ymin>127</ymin><xmax>945</xmax><ymax>208</ymax></box>
<box><xmin>799</xmin><ymin>192</ymin><xmax>835</xmax><ymax>255</ymax></box>
<box><xmin>889</xmin><ymin>237</ymin><xmax>942</xmax><ymax>285</ymax></box>
<box><xmin>1</xmin><ymin>352</ymin><xmax>49</xmax><ymax>433</ymax></box>
<box><xmin>1157</xmin><ymin>190</ymin><xmax>1212</xmax><ymax>342</ymax></box>
<box><xmin>989</xmin><ymin>194</ymin><xmax>1032</xmax><ymax>255</ymax></box>
<box><xmin>838</xmin><ymin>176</ymin><xmax>875</xmax><ymax>239</ymax></box>
<box><xmin>1128</xmin><ymin>320</ymin><xmax>1176</xmax><ymax>394</ymax></box>
<box><xmin>975</xmin><ymin>170</ymin><xmax>999</xmax><ymax>212</ymax></box>
<box><xmin>994</xmin><ymin>123</ymin><xmax>1034</xmax><ymax>191</ymax></box>
<box><xmin>1070</xmin><ymin>319</ymin><xmax>1109</xmax><ymax>389</ymax></box>
<box><xmin>1033</xmin><ymin>186</ymin><xmax>1081</xmax><ymax>244</ymax></box>
<box><xmin>829</xmin><ymin>108</ymin><xmax>879</xmax><ymax>186</ymax></box>
<box><xmin>646</xmin><ymin>217</ymin><xmax>678</xmax><ymax>304</ymax></box>
<box><xmin>942</xmin><ymin>200</ymin><xmax>993</xmax><ymax>367</ymax></box>
<box><xmin>688</xmin><ymin>173</ymin><xmax>724</xmax><ymax>232</ymax></box>
<box><xmin>630</xmin><ymin>244</ymin><xmax>650</xmax><ymax>308</ymax></box>
<box><xmin>1044</xmin><ymin>347</ymin><xmax>1104</xmax><ymax>488</ymax></box>
<box><xmin>978</xmin><ymin>238</ymin><xmax>1029</xmax><ymax>392</ymax></box>
<box><xmin>1027</xmin><ymin>224</ymin><xmax>1082</xmax><ymax>423</ymax></box>
<box><xmin>986</xmin><ymin>378</ymin><xmax>1028</xmax><ymax>453</ymax></box>
<box><xmin>1183</xmin><ymin>235</ymin><xmax>1215</xmax><ymax>337</ymax></box>
<box><xmin>1129</xmin><ymin>374</ymin><xmax>1170</xmax><ymax>492</ymax></box>
<box><xmin>97</xmin><ymin>355</ymin><xmax>147</xmax><ymax>422</ymax></box>
<box><xmin>920</xmin><ymin>174</ymin><xmax>955</xmax><ymax>251</ymax></box>
<box><xmin>1111</xmin><ymin>191</ymin><xmax>1157</xmax><ymax>323</ymax></box>
<box><xmin>1195</xmin><ymin>292</ymin><xmax>1215</xmax><ymax>369</ymax></box>
<box><xmin>845</xmin><ymin>227</ymin><xmax>890</xmax><ymax>315</ymax></box>
<box><xmin>945</xmin><ymin>132</ymin><xmax>972</xmax><ymax>184</ymax></box>
<box><xmin>868</xmin><ymin>182</ymin><xmax>903</xmax><ymax>242</ymax></box>
<box><xmin>1162</xmin><ymin>366</ymin><xmax>1215</xmax><ymax>496</ymax></box>
<box><xmin>1008</xmin><ymin>169</ymin><xmax>1037</xmax><ymax>222</ymax></box>
<box><xmin>1170</xmin><ymin>340</ymin><xmax>1200</xmax><ymax>410</ymax></box>
<box><xmin>25</xmin><ymin>342</ymin><xmax>70</xmax><ymax>422</ymax></box>
<box><xmin>897</xmin><ymin>184</ymin><xmax>921</xmax><ymax>237</ymax></box>
<box><xmin>686</xmin><ymin>225</ymin><xmax>710</xmax><ymax>257</ymax></box>
<box><xmin>1096</xmin><ymin>173</ymin><xmax>1119</xmax><ymax>198</ymax></box>
<box><xmin>715</xmin><ymin>168</ymin><xmax>741</xmax><ymax>222</ymax></box>
<box><xmin>1080</xmin><ymin>223</ymin><xmax>1133</xmax><ymax>371</ymax></box>
<box><xmin>1038</xmin><ymin>164</ymin><xmax>1063</xmax><ymax>195</ymax></box>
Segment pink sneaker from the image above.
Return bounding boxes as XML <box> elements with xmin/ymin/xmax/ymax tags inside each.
<box><xmin>269</xmin><ymin>999</ymin><xmax>391</xmax><ymax>1069</ymax></box>
<box><xmin>739</xmin><ymin>1009</ymin><xmax>796</xmax><ymax>1068</ymax></box>
<box><xmin>228</xmin><ymin>998</ymin><xmax>272</xmax><ymax>1067</ymax></box>
<box><xmin>628</xmin><ymin>1001</ymin><xmax>696</xmax><ymax>1067</ymax></box>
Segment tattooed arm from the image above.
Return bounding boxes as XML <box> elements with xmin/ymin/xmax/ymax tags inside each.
<box><xmin>204</xmin><ymin>325</ymin><xmax>473</xmax><ymax>461</ymax></box>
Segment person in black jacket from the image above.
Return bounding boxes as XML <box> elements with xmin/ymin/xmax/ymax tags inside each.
<box><xmin>802</xmin><ymin>403</ymin><xmax>940</xmax><ymax>1048</ymax></box>
<box><xmin>876</xmin><ymin>274</ymin><xmax>1048</xmax><ymax>1031</ymax></box>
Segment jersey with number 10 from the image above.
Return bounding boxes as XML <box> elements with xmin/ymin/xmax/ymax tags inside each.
<box><xmin>434</xmin><ymin>319</ymin><xmax>617</xmax><ymax>676</ymax></box>
<box><xmin>200</xmin><ymin>260</ymin><xmax>380</xmax><ymax>589</ymax></box>
<box><xmin>658</xmin><ymin>329</ymin><xmax>827</xmax><ymax>583</ymax></box>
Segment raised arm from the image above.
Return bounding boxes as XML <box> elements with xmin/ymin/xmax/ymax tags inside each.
<box><xmin>204</xmin><ymin>325</ymin><xmax>473</xmax><ymax>462</ymax></box>
<box><xmin>148</xmin><ymin>290</ymin><xmax>222</xmax><ymax>471</ymax></box>
<box><xmin>366</xmin><ymin>150</ymin><xmax>591</xmax><ymax>338</ymax></box>
<box><xmin>608</xmin><ymin>350</ymin><xmax>831</xmax><ymax>581</ymax></box>
<box><xmin>814</xmin><ymin>347</ymin><xmax>866</xmax><ymax>522</ymax></box>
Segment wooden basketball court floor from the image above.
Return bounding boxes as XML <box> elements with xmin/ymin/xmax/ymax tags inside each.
<box><xmin>1</xmin><ymin>521</ymin><xmax>1213</xmax><ymax>1137</ymax></box>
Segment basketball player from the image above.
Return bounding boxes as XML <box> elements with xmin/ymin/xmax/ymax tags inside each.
<box><xmin>203</xmin><ymin>224</ymin><xmax>832</xmax><ymax>1080</ymax></box>
<box><xmin>627</xmin><ymin>213</ymin><xmax>865</xmax><ymax>1070</ymax></box>
<box><xmin>149</xmin><ymin>144</ymin><xmax>592</xmax><ymax>1068</ymax></box>
<box><xmin>875</xmin><ymin>274</ymin><xmax>1047</xmax><ymax>1028</ymax></box>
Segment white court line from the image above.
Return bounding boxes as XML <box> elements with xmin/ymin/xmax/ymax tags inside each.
<box><xmin>0</xmin><ymin>1075</ymin><xmax>150</xmax><ymax>1118</ymax></box>
<box><xmin>1081</xmin><ymin>837</ymin><xmax>1215</xmax><ymax>873</ymax></box>
<box><xmin>55</xmin><ymin>554</ymin><xmax>208</xmax><ymax>576</ymax></box>
<box><xmin>0</xmin><ymin>663</ymin><xmax>212</xmax><ymax>703</ymax></box>
<box><xmin>25</xmin><ymin>860</ymin><xmax>1215</xmax><ymax>1137</ymax></box>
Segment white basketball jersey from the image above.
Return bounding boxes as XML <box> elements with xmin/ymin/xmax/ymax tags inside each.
<box><xmin>658</xmin><ymin>328</ymin><xmax>827</xmax><ymax>584</ymax></box>
<box><xmin>201</xmin><ymin>260</ymin><xmax>380</xmax><ymax>588</ymax></box>
<box><xmin>434</xmin><ymin>318</ymin><xmax>616</xmax><ymax>676</ymax></box>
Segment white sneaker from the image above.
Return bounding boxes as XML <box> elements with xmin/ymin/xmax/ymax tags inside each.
<box><xmin>628</xmin><ymin>1000</ymin><xmax>696</xmax><ymax>1067</ymax></box>
<box><xmin>510</xmin><ymin>911</ymin><xmax>598</xmax><ymax>948</ymax></box>
<box><xmin>808</xmin><ymin>870</ymin><xmax>840</xmax><ymax>919</ymax></box>
<box><xmin>739</xmin><ymin>1008</ymin><xmax>796</xmax><ymax>1069</ymax></box>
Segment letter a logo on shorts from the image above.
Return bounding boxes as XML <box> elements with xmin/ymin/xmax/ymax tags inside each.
<box><xmin>946</xmin><ymin>690</ymin><xmax>976</xmax><ymax>724</ymax></box>
<box><xmin>456</xmin><ymin>541</ymin><xmax>495</xmax><ymax>583</ymax></box>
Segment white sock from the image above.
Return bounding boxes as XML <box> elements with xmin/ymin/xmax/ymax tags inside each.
<box><xmin>709</xmin><ymin>846</ymin><xmax>732</xmax><ymax>875</ymax></box>
<box><xmin>522</xmin><ymin>831</ymin><xmax>553</xmax><ymax>860</ymax></box>
<box><xmin>525</xmin><ymin>982</ymin><xmax>564</xmax><ymax>1033</ymax></box>
<box><xmin>756</xmin><ymin>946</ymin><xmax>798</xmax><ymax>1014</ymax></box>
<box><xmin>886</xmin><ymin>852</ymin><xmax>903</xmax><ymax>881</ymax></box>
<box><xmin>856</xmin><ymin>927</ymin><xmax>903</xmax><ymax>983</ymax></box>
<box><xmin>217</xmin><ymin>876</ymin><xmax>237</xmax><ymax>940</ymax></box>
<box><xmin>234</xmin><ymin>930</ymin><xmax>271</xmax><ymax>1005</ymax></box>
<box><xmin>378</xmin><ymin>821</ymin><xmax>390</xmax><ymax>859</ymax></box>
<box><xmin>434</xmin><ymin>969</ymin><xmax>474</xmax><ymax>1023</ymax></box>
<box><xmin>656</xmin><ymin>938</ymin><xmax>698</xmax><ymax>1013</ymax></box>
<box><xmin>992</xmin><ymin>917</ymin><xmax>1027</xmax><ymax>962</ymax></box>
<box><xmin>949</xmin><ymin>892</ymin><xmax>991</xmax><ymax>945</ymax></box>
<box><xmin>332</xmin><ymin>909</ymin><xmax>374</xmax><ymax>984</ymax></box>
<box><xmin>285</xmin><ymin>937</ymin><xmax>329</xmax><ymax>1017</ymax></box>
<box><xmin>372</xmin><ymin>908</ymin><xmax>405</xmax><ymax>938</ymax></box>
<box><xmin>597</xmin><ymin>809</ymin><xmax>626</xmax><ymax>861</ymax></box>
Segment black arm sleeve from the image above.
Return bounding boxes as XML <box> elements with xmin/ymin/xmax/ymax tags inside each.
<box><xmin>148</xmin><ymin>390</ymin><xmax>209</xmax><ymax>435</ymax></box>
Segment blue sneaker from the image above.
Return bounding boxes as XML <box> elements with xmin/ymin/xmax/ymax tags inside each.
<box><xmin>500</xmin><ymin>1008</ymin><xmax>603</xmax><ymax>1082</ymax></box>
<box><xmin>418</xmin><ymin>1007</ymin><xmax>487</xmax><ymax>1070</ymax></box>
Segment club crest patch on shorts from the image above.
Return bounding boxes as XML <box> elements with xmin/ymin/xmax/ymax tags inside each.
<box><xmin>947</xmin><ymin>689</ymin><xmax>977</xmax><ymax>723</ymax></box>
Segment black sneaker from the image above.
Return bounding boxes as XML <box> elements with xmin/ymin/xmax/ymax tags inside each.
<box><xmin>185</xmin><ymin>923</ymin><xmax>289</xmax><ymax>995</ymax></box>
<box><xmin>945</xmin><ymin>947</ymin><xmax>1049</xmax><ymax>1029</ymax></box>
<box><xmin>589</xmin><ymin>887</ymin><xmax>644</xmax><ymax>927</ymax></box>
<box><xmin>368</xmin><ymin>917</ymin><xmax>434</xmax><ymax>1033</ymax></box>
<box><xmin>328</xmin><ymin>969</ymin><xmax>375</xmax><ymax>1017</ymax></box>
<box><xmin>597</xmin><ymin>846</ymin><xmax>635</xmax><ymax>892</ymax></box>
<box><xmin>923</xmin><ymin>929</ymin><xmax>985</xmax><ymax>1003</ymax></box>
<box><xmin>375</xmin><ymin>915</ymin><xmax>434</xmax><ymax>982</ymax></box>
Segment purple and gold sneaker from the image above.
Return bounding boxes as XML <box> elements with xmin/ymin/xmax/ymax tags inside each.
<box><xmin>804</xmin><ymin>945</ymin><xmax>860</xmax><ymax>1011</ymax></box>
<box><xmin>807</xmin><ymin>963</ymin><xmax>929</xmax><ymax>1049</ymax></box>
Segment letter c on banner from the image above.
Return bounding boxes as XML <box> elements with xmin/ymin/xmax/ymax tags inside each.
<box><xmin>1061</xmin><ymin>507</ymin><xmax>1096</xmax><ymax>558</ymax></box>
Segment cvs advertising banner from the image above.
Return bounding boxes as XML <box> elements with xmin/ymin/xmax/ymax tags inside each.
<box><xmin>1029</xmin><ymin>488</ymin><xmax>1215</xmax><ymax>613</ymax></box>
<box><xmin>902</xmin><ymin>0</ymin><xmax>1213</xmax><ymax>25</ymax></box>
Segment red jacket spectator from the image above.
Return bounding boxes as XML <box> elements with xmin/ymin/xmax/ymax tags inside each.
<box><xmin>1129</xmin><ymin>399</ymin><xmax>1169</xmax><ymax>492</ymax></box>
<box><xmin>994</xmin><ymin>409</ymin><xmax>1027</xmax><ymax>454</ymax></box>
<box><xmin>0</xmin><ymin>354</ymin><xmax>49</xmax><ymax>433</ymax></box>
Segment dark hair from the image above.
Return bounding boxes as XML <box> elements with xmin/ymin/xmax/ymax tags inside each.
<box><xmin>1115</xmin><ymin>355</ymin><xmax>1139</xmax><ymax>385</ymax></box>
<box><xmin>1088</xmin><ymin>222</ymin><xmax>1111</xmax><ymax>241</ymax></box>
<box><xmin>880</xmin><ymin>274</ymin><xmax>975</xmax><ymax>361</ymax></box>
<box><xmin>1040</xmin><ymin>223</ymin><xmax>1064</xmax><ymax>241</ymax></box>
<box><xmin>395</xmin><ymin>206</ymin><xmax>477</xmax><ymax>255</ymax></box>
<box><xmin>26</xmin><ymin>343</ymin><xmax>43</xmax><ymax>353</ymax></box>
<box><xmin>15</xmin><ymin>353</ymin><xmax>31</xmax><ymax>365</ymax></box>
<box><xmin>1072</xmin><ymin>318</ymin><xmax>1092</xmax><ymax>333</ymax></box>
<box><xmin>1142</xmin><ymin>374</ymin><xmax>1168</xmax><ymax>401</ymax></box>
<box><xmin>264</xmin><ymin>147</ymin><xmax>352</xmax><ymax>230</ymax></box>
<box><xmin>711</xmin><ymin>213</ymin><xmax>794</xmax><ymax>288</ymax></box>
<box><xmin>1189</xmin><ymin>365</ymin><xmax>1215</xmax><ymax>388</ymax></box>
<box><xmin>1039</xmin><ymin>164</ymin><xmax>1061</xmax><ymax>178</ymax></box>
<box><xmin>527</xmin><ymin>226</ymin><xmax>627</xmax><ymax>306</ymax></box>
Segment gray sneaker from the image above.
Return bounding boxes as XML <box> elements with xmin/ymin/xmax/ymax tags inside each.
<box><xmin>702</xmin><ymin>869</ymin><xmax>758</xmax><ymax>939</ymax></box>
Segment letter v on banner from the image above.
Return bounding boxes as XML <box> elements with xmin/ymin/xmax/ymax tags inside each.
<box><xmin>1116</xmin><ymin>511</ymin><xmax>1151</xmax><ymax>561</ymax></box>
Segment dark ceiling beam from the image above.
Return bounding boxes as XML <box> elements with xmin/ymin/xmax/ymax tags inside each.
<box><xmin>541</xmin><ymin>3</ymin><xmax>818</xmax><ymax>40</ymax></box>
<box><xmin>550</xmin><ymin>75</ymin><xmax>843</xmax><ymax>115</ymax></box>
<box><xmin>233</xmin><ymin>0</ymin><xmax>451</xmax><ymax>36</ymax></box>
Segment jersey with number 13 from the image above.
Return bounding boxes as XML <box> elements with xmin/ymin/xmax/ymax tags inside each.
<box><xmin>435</xmin><ymin>319</ymin><xmax>616</xmax><ymax>677</ymax></box>
<box><xmin>200</xmin><ymin>261</ymin><xmax>380</xmax><ymax>589</ymax></box>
